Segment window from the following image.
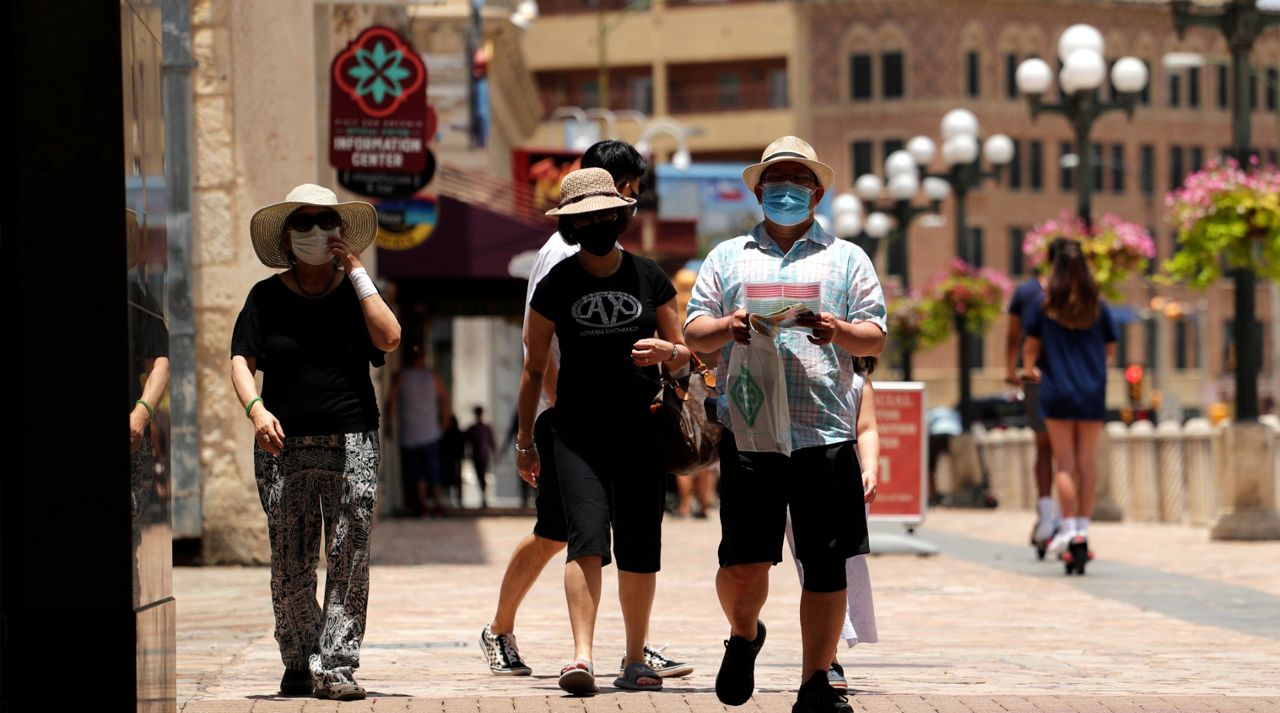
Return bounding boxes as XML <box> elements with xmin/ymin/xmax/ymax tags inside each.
<box><xmin>1111</xmin><ymin>144</ymin><xmax>1125</xmax><ymax>194</ymax></box>
<box><xmin>768</xmin><ymin>69</ymin><xmax>788</xmax><ymax>109</ymax></box>
<box><xmin>1115</xmin><ymin>322</ymin><xmax>1129</xmax><ymax>368</ymax></box>
<box><xmin>1005</xmin><ymin>53</ymin><xmax>1019</xmax><ymax>99</ymax></box>
<box><xmin>629</xmin><ymin>77</ymin><xmax>654</xmax><ymax>114</ymax></box>
<box><xmin>1224</xmin><ymin>319</ymin><xmax>1265</xmax><ymax>370</ymax></box>
<box><xmin>1217</xmin><ymin>64</ymin><xmax>1229</xmax><ymax>109</ymax></box>
<box><xmin>882</xmin><ymin>51</ymin><xmax>904</xmax><ymax>99</ymax></box>
<box><xmin>851</xmin><ymin>141</ymin><xmax>873</xmax><ymax>179</ymax></box>
<box><xmin>1008</xmin><ymin>138</ymin><xmax>1023</xmax><ymax>189</ymax></box>
<box><xmin>1060</xmin><ymin>141</ymin><xmax>1074</xmax><ymax>192</ymax></box>
<box><xmin>580</xmin><ymin>80</ymin><xmax>599</xmax><ymax>109</ymax></box>
<box><xmin>1009</xmin><ymin>227</ymin><xmax>1026</xmax><ymax>276</ymax></box>
<box><xmin>970</xmin><ymin>226</ymin><xmax>985</xmax><ymax>267</ymax></box>
<box><xmin>966</xmin><ymin>51</ymin><xmax>980</xmax><ymax>97</ymax></box>
<box><xmin>850</xmin><ymin>54</ymin><xmax>872</xmax><ymax>101</ymax></box>
<box><xmin>1145</xmin><ymin>320</ymin><xmax>1158</xmax><ymax>369</ymax></box>
<box><xmin>718</xmin><ymin>73</ymin><xmax>741</xmax><ymax>109</ymax></box>
<box><xmin>1268</xmin><ymin>68</ymin><xmax>1278</xmax><ymax>111</ymax></box>
<box><xmin>1168</xmin><ymin>72</ymin><xmax>1182</xmax><ymax>107</ymax></box>
<box><xmin>1190</xmin><ymin>146</ymin><xmax>1204</xmax><ymax>173</ymax></box>
<box><xmin>1188</xmin><ymin>66</ymin><xmax>1201</xmax><ymax>108</ymax></box>
<box><xmin>1140</xmin><ymin>60</ymin><xmax>1151</xmax><ymax>105</ymax></box>
<box><xmin>1140</xmin><ymin>144</ymin><xmax>1155</xmax><ymax>196</ymax></box>
<box><xmin>1093</xmin><ymin>142</ymin><xmax>1104</xmax><ymax>193</ymax></box>
<box><xmin>1174</xmin><ymin>319</ymin><xmax>1190</xmax><ymax>370</ymax></box>
<box><xmin>1251</xmin><ymin>71</ymin><xmax>1259</xmax><ymax>110</ymax></box>
<box><xmin>882</xmin><ymin>138</ymin><xmax>904</xmax><ymax>167</ymax></box>
<box><xmin>1029</xmin><ymin>140</ymin><xmax>1043</xmax><ymax>191</ymax></box>
<box><xmin>1169</xmin><ymin>145</ymin><xmax>1185</xmax><ymax>190</ymax></box>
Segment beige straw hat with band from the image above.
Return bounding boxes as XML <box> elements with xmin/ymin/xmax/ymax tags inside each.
<box><xmin>741</xmin><ymin>135</ymin><xmax>835</xmax><ymax>192</ymax></box>
<box><xmin>249</xmin><ymin>183</ymin><xmax>378</xmax><ymax>269</ymax></box>
<box><xmin>545</xmin><ymin>167</ymin><xmax>637</xmax><ymax>217</ymax></box>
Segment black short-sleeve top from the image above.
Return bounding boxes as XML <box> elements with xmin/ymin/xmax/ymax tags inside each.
<box><xmin>529</xmin><ymin>251</ymin><xmax>677</xmax><ymax>422</ymax></box>
<box><xmin>230</xmin><ymin>275</ymin><xmax>385</xmax><ymax>437</ymax></box>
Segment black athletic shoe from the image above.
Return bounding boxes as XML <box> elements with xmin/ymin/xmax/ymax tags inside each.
<box><xmin>715</xmin><ymin>620</ymin><xmax>766</xmax><ymax>706</ymax></box>
<box><xmin>278</xmin><ymin>668</ymin><xmax>314</xmax><ymax>697</ymax></box>
<box><xmin>792</xmin><ymin>670</ymin><xmax>853</xmax><ymax>713</ymax></box>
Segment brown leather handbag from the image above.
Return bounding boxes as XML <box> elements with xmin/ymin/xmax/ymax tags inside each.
<box><xmin>650</xmin><ymin>354</ymin><xmax>723</xmax><ymax>475</ymax></box>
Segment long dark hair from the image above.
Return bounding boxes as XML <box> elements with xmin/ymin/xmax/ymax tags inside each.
<box><xmin>1044</xmin><ymin>237</ymin><xmax>1100</xmax><ymax>329</ymax></box>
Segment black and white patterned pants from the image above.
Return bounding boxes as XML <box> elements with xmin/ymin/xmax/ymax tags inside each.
<box><xmin>254</xmin><ymin>431</ymin><xmax>380</xmax><ymax>686</ymax></box>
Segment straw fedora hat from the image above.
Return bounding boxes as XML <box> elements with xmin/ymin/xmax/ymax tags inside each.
<box><xmin>249</xmin><ymin>184</ymin><xmax>377</xmax><ymax>268</ymax></box>
<box><xmin>545</xmin><ymin>167</ymin><xmax>637</xmax><ymax>217</ymax></box>
<box><xmin>741</xmin><ymin>136</ymin><xmax>835</xmax><ymax>192</ymax></box>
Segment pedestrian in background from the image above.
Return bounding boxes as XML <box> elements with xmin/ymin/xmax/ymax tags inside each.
<box><xmin>685</xmin><ymin>136</ymin><xmax>886</xmax><ymax>713</ymax></box>
<box><xmin>468</xmin><ymin>405</ymin><xmax>495</xmax><ymax>509</ymax></box>
<box><xmin>388</xmin><ymin>345</ymin><xmax>450</xmax><ymax>516</ymax></box>
<box><xmin>1005</xmin><ymin>240</ymin><xmax>1062</xmax><ymax>558</ymax></box>
<box><xmin>441</xmin><ymin>414</ymin><xmax>466</xmax><ymax>509</ymax></box>
<box><xmin>229</xmin><ymin>184</ymin><xmax>400</xmax><ymax>701</ymax></box>
<box><xmin>518</xmin><ymin>167</ymin><xmax>690</xmax><ymax>695</ymax></box>
<box><xmin>1022</xmin><ymin>238</ymin><xmax>1117</xmax><ymax>574</ymax></box>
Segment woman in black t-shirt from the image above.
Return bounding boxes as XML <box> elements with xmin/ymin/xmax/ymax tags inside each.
<box><xmin>517</xmin><ymin>168</ymin><xmax>690</xmax><ymax>695</ymax></box>
<box><xmin>229</xmin><ymin>184</ymin><xmax>400</xmax><ymax>702</ymax></box>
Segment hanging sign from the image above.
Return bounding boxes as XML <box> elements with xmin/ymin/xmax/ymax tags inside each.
<box><xmin>330</xmin><ymin>26</ymin><xmax>429</xmax><ymax>172</ymax></box>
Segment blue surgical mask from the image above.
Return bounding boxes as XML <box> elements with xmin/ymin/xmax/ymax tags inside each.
<box><xmin>761</xmin><ymin>181</ymin><xmax>814</xmax><ymax>226</ymax></box>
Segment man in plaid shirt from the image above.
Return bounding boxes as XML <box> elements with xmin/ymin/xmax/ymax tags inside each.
<box><xmin>685</xmin><ymin>136</ymin><xmax>886</xmax><ymax>713</ymax></box>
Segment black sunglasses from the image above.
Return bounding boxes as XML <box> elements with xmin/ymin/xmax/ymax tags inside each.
<box><xmin>286</xmin><ymin>210</ymin><xmax>341</xmax><ymax>232</ymax></box>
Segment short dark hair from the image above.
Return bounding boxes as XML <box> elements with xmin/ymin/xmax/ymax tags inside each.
<box><xmin>582</xmin><ymin>140</ymin><xmax>646</xmax><ymax>181</ymax></box>
<box><xmin>557</xmin><ymin>209</ymin><xmax>631</xmax><ymax>245</ymax></box>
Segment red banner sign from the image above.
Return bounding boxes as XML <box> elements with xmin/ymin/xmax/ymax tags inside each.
<box><xmin>329</xmin><ymin>26</ymin><xmax>430</xmax><ymax>172</ymax></box>
<box><xmin>868</xmin><ymin>382</ymin><xmax>927</xmax><ymax>523</ymax></box>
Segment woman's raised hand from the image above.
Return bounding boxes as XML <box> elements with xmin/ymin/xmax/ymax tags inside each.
<box><xmin>329</xmin><ymin>236</ymin><xmax>364</xmax><ymax>272</ymax></box>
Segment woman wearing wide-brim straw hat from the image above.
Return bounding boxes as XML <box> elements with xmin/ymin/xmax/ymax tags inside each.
<box><xmin>229</xmin><ymin>183</ymin><xmax>400</xmax><ymax>701</ymax></box>
<box><xmin>516</xmin><ymin>167</ymin><xmax>691</xmax><ymax>695</ymax></box>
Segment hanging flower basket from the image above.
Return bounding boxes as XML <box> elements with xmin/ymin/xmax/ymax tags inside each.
<box><xmin>887</xmin><ymin>291</ymin><xmax>950</xmax><ymax>356</ymax></box>
<box><xmin>1163</xmin><ymin>157</ymin><xmax>1280</xmax><ymax>288</ymax></box>
<box><xmin>926</xmin><ymin>259</ymin><xmax>1012</xmax><ymax>333</ymax></box>
<box><xmin>1023</xmin><ymin>210</ymin><xmax>1155</xmax><ymax>300</ymax></box>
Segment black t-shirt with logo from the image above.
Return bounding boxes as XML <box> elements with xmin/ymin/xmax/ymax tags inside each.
<box><xmin>529</xmin><ymin>251</ymin><xmax>677</xmax><ymax>427</ymax></box>
<box><xmin>230</xmin><ymin>275</ymin><xmax>385</xmax><ymax>437</ymax></box>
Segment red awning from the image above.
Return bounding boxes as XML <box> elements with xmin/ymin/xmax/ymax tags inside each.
<box><xmin>376</xmin><ymin>195</ymin><xmax>550</xmax><ymax>280</ymax></box>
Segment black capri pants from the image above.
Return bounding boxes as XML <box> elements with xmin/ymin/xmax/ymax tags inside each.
<box><xmin>717</xmin><ymin>432</ymin><xmax>869</xmax><ymax>593</ymax></box>
<box><xmin>553</xmin><ymin>413</ymin><xmax>665</xmax><ymax>573</ymax></box>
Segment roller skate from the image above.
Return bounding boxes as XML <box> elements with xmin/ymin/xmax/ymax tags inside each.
<box><xmin>1030</xmin><ymin>518</ymin><xmax>1057</xmax><ymax>560</ymax></box>
<box><xmin>1061</xmin><ymin>536</ymin><xmax>1092</xmax><ymax>575</ymax></box>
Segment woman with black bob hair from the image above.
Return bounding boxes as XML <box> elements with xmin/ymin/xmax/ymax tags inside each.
<box><xmin>516</xmin><ymin>167</ymin><xmax>689</xmax><ymax>695</ymax></box>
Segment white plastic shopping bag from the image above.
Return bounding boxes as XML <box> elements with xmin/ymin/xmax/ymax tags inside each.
<box><xmin>726</xmin><ymin>328</ymin><xmax>792</xmax><ymax>455</ymax></box>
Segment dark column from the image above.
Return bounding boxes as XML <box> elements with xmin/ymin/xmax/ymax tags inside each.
<box><xmin>6</xmin><ymin>0</ymin><xmax>135</xmax><ymax>705</ymax></box>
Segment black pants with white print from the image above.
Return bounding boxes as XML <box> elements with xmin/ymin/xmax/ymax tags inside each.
<box><xmin>254</xmin><ymin>431</ymin><xmax>379</xmax><ymax>687</ymax></box>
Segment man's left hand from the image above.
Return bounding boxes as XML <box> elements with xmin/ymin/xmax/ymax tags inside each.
<box><xmin>797</xmin><ymin>311</ymin><xmax>839</xmax><ymax>345</ymax></box>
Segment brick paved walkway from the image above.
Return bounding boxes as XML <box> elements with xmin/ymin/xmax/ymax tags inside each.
<box><xmin>177</xmin><ymin>510</ymin><xmax>1280</xmax><ymax>712</ymax></box>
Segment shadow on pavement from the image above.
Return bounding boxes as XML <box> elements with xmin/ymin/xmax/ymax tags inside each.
<box><xmin>371</xmin><ymin>516</ymin><xmax>489</xmax><ymax>565</ymax></box>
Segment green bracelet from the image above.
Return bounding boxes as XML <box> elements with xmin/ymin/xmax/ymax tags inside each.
<box><xmin>245</xmin><ymin>397</ymin><xmax>263</xmax><ymax>418</ymax></box>
<box><xmin>135</xmin><ymin>399</ymin><xmax>154</xmax><ymax>421</ymax></box>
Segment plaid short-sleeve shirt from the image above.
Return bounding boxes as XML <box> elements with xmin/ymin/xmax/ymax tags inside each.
<box><xmin>685</xmin><ymin>222</ymin><xmax>887</xmax><ymax>449</ymax></box>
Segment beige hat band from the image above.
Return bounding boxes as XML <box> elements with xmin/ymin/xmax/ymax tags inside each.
<box><xmin>560</xmin><ymin>190</ymin><xmax>626</xmax><ymax>207</ymax></box>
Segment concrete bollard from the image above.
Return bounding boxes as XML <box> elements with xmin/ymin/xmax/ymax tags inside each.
<box><xmin>948</xmin><ymin>432</ymin><xmax>986</xmax><ymax>504</ymax></box>
<box><xmin>1092</xmin><ymin>424</ymin><xmax>1122</xmax><ymax>522</ymax></box>
<box><xmin>1128</xmin><ymin>420</ymin><xmax>1161</xmax><ymax>522</ymax></box>
<box><xmin>1210</xmin><ymin>420</ymin><xmax>1280</xmax><ymax>540</ymax></box>
<box><xmin>1103</xmin><ymin>421</ymin><xmax>1131</xmax><ymax>521</ymax></box>
<box><xmin>1156</xmin><ymin>420</ymin><xmax>1188</xmax><ymax>524</ymax></box>
<box><xmin>1183</xmin><ymin>418</ymin><xmax>1216</xmax><ymax>526</ymax></box>
<box><xmin>986</xmin><ymin>429</ymin><xmax>1014</xmax><ymax>509</ymax></box>
<box><xmin>1008</xmin><ymin>427</ymin><xmax>1031</xmax><ymax>510</ymax></box>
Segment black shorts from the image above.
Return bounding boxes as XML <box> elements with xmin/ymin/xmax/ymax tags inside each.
<box><xmin>553</xmin><ymin>414</ymin><xmax>665</xmax><ymax>573</ymax></box>
<box><xmin>718</xmin><ymin>432</ymin><xmax>869</xmax><ymax>574</ymax></box>
<box><xmin>531</xmin><ymin>408</ymin><xmax>568</xmax><ymax>542</ymax></box>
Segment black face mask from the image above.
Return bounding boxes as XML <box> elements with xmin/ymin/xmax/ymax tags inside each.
<box><xmin>575</xmin><ymin>221</ymin><xmax>622</xmax><ymax>257</ymax></box>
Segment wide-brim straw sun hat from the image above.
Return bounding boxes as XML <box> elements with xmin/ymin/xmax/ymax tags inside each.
<box><xmin>249</xmin><ymin>184</ymin><xmax>377</xmax><ymax>268</ymax></box>
<box><xmin>545</xmin><ymin>167</ymin><xmax>637</xmax><ymax>217</ymax></box>
<box><xmin>741</xmin><ymin>135</ymin><xmax>835</xmax><ymax>192</ymax></box>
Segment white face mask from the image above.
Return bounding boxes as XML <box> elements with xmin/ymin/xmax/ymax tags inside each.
<box><xmin>289</xmin><ymin>227</ymin><xmax>339</xmax><ymax>266</ymax></box>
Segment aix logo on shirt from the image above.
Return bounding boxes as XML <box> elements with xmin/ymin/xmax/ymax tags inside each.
<box><xmin>572</xmin><ymin>291</ymin><xmax>643</xmax><ymax>330</ymax></box>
